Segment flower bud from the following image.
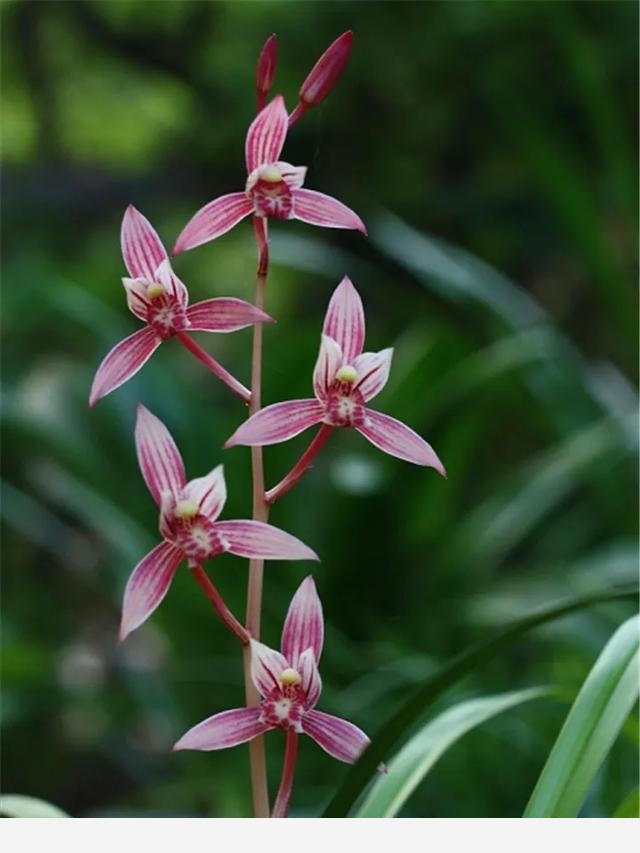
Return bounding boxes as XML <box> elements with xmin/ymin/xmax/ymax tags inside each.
<box><xmin>299</xmin><ymin>30</ymin><xmax>353</xmax><ymax>108</ymax></box>
<box><xmin>256</xmin><ymin>34</ymin><xmax>278</xmax><ymax>100</ymax></box>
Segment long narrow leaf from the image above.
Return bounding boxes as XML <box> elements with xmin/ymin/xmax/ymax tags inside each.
<box><xmin>0</xmin><ymin>795</ymin><xmax>69</xmax><ymax>818</ymax></box>
<box><xmin>524</xmin><ymin>615</ymin><xmax>639</xmax><ymax>817</ymax></box>
<box><xmin>357</xmin><ymin>687</ymin><xmax>547</xmax><ymax>818</ymax></box>
<box><xmin>322</xmin><ymin>584</ymin><xmax>637</xmax><ymax>817</ymax></box>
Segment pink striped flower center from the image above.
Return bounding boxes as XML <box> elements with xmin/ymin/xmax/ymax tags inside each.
<box><xmin>259</xmin><ymin>678</ymin><xmax>306</xmax><ymax>732</ymax></box>
<box><xmin>145</xmin><ymin>284</ymin><xmax>189</xmax><ymax>340</ymax></box>
<box><xmin>325</xmin><ymin>368</ymin><xmax>367</xmax><ymax>428</ymax></box>
<box><xmin>248</xmin><ymin>165</ymin><xmax>293</xmax><ymax>220</ymax></box>
<box><xmin>162</xmin><ymin>499</ymin><xmax>227</xmax><ymax>565</ymax></box>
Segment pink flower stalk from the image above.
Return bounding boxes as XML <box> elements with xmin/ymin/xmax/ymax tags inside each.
<box><xmin>256</xmin><ymin>34</ymin><xmax>278</xmax><ymax>110</ymax></box>
<box><xmin>225</xmin><ymin>277</ymin><xmax>447</xmax><ymax>473</ymax></box>
<box><xmin>120</xmin><ymin>405</ymin><xmax>318</xmax><ymax>641</ymax></box>
<box><xmin>172</xmin><ymin>96</ymin><xmax>366</xmax><ymax>255</ymax></box>
<box><xmin>90</xmin><ymin>206</ymin><xmax>271</xmax><ymax>406</ymax></box>
<box><xmin>174</xmin><ymin>576</ymin><xmax>370</xmax><ymax>765</ymax></box>
<box><xmin>288</xmin><ymin>31</ymin><xmax>354</xmax><ymax>127</ymax></box>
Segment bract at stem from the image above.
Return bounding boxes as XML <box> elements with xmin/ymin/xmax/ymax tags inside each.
<box><xmin>266</xmin><ymin>424</ymin><xmax>333</xmax><ymax>505</ymax></box>
<box><xmin>176</xmin><ymin>331</ymin><xmax>251</xmax><ymax>403</ymax></box>
<box><xmin>272</xmin><ymin>730</ymin><xmax>299</xmax><ymax>818</ymax></box>
<box><xmin>190</xmin><ymin>565</ymin><xmax>250</xmax><ymax>644</ymax></box>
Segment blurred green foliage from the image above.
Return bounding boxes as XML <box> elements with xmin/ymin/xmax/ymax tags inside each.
<box><xmin>1</xmin><ymin>0</ymin><xmax>637</xmax><ymax>817</ymax></box>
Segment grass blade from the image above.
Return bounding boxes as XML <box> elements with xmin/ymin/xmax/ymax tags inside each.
<box><xmin>524</xmin><ymin>615</ymin><xmax>639</xmax><ymax>817</ymax></box>
<box><xmin>322</xmin><ymin>584</ymin><xmax>637</xmax><ymax>817</ymax></box>
<box><xmin>357</xmin><ymin>687</ymin><xmax>547</xmax><ymax>818</ymax></box>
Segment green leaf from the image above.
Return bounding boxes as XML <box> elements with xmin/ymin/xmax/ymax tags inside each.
<box><xmin>357</xmin><ymin>687</ymin><xmax>548</xmax><ymax>818</ymax></box>
<box><xmin>0</xmin><ymin>795</ymin><xmax>70</xmax><ymax>818</ymax></box>
<box><xmin>322</xmin><ymin>584</ymin><xmax>637</xmax><ymax>817</ymax></box>
<box><xmin>612</xmin><ymin>788</ymin><xmax>639</xmax><ymax>819</ymax></box>
<box><xmin>524</xmin><ymin>615</ymin><xmax>640</xmax><ymax>817</ymax></box>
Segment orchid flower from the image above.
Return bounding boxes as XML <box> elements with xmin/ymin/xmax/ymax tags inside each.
<box><xmin>225</xmin><ymin>276</ymin><xmax>446</xmax><ymax>474</ymax></box>
<box><xmin>120</xmin><ymin>405</ymin><xmax>318</xmax><ymax>641</ymax></box>
<box><xmin>89</xmin><ymin>206</ymin><xmax>271</xmax><ymax>406</ymax></box>
<box><xmin>173</xmin><ymin>96</ymin><xmax>366</xmax><ymax>255</ymax></box>
<box><xmin>174</xmin><ymin>576</ymin><xmax>370</xmax><ymax>766</ymax></box>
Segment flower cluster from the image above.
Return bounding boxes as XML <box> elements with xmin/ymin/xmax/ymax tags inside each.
<box><xmin>90</xmin><ymin>31</ymin><xmax>444</xmax><ymax>818</ymax></box>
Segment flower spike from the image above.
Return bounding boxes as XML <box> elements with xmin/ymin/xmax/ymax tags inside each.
<box><xmin>174</xmin><ymin>576</ymin><xmax>370</xmax><ymax>768</ymax></box>
<box><xmin>90</xmin><ymin>206</ymin><xmax>272</xmax><ymax>406</ymax></box>
<box><xmin>119</xmin><ymin>406</ymin><xmax>318</xmax><ymax>640</ymax></box>
<box><xmin>174</xmin><ymin>95</ymin><xmax>365</xmax><ymax>254</ymax></box>
<box><xmin>225</xmin><ymin>276</ymin><xmax>446</xmax><ymax>475</ymax></box>
<box><xmin>289</xmin><ymin>31</ymin><xmax>354</xmax><ymax>127</ymax></box>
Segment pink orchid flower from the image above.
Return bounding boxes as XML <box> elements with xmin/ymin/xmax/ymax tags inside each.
<box><xmin>225</xmin><ymin>276</ymin><xmax>446</xmax><ymax>473</ymax></box>
<box><xmin>120</xmin><ymin>405</ymin><xmax>318</xmax><ymax>640</ymax></box>
<box><xmin>174</xmin><ymin>576</ymin><xmax>370</xmax><ymax>765</ymax></box>
<box><xmin>173</xmin><ymin>95</ymin><xmax>366</xmax><ymax>255</ymax></box>
<box><xmin>90</xmin><ymin>206</ymin><xmax>271</xmax><ymax>406</ymax></box>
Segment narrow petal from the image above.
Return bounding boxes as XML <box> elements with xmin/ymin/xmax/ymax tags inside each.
<box><xmin>155</xmin><ymin>258</ymin><xmax>189</xmax><ymax>306</ymax></box>
<box><xmin>89</xmin><ymin>326</ymin><xmax>161</xmax><ymax>407</ymax></box>
<box><xmin>225</xmin><ymin>399</ymin><xmax>324</xmax><ymax>447</ymax></box>
<box><xmin>275</xmin><ymin>161</ymin><xmax>307</xmax><ymax>190</ymax></box>
<box><xmin>322</xmin><ymin>276</ymin><xmax>365</xmax><ymax>363</ymax></box>
<box><xmin>121</xmin><ymin>205</ymin><xmax>168</xmax><ymax>281</ymax></box>
<box><xmin>119</xmin><ymin>541</ymin><xmax>182</xmax><ymax>640</ymax></box>
<box><xmin>292</xmin><ymin>189</ymin><xmax>366</xmax><ymax>235</ymax></box>
<box><xmin>302</xmin><ymin>709</ymin><xmax>370</xmax><ymax>764</ymax></box>
<box><xmin>250</xmin><ymin>639</ymin><xmax>288</xmax><ymax>697</ymax></box>
<box><xmin>186</xmin><ymin>297</ymin><xmax>272</xmax><ymax>333</ymax></box>
<box><xmin>356</xmin><ymin>409</ymin><xmax>446</xmax><ymax>474</ymax></box>
<box><xmin>298</xmin><ymin>647</ymin><xmax>322</xmax><ymax>710</ymax></box>
<box><xmin>245</xmin><ymin>94</ymin><xmax>289</xmax><ymax>173</ymax></box>
<box><xmin>313</xmin><ymin>335</ymin><xmax>344</xmax><ymax>402</ymax></box>
<box><xmin>173</xmin><ymin>707</ymin><xmax>271</xmax><ymax>751</ymax></box>
<box><xmin>173</xmin><ymin>193</ymin><xmax>254</xmax><ymax>255</ymax></box>
<box><xmin>183</xmin><ymin>464</ymin><xmax>226</xmax><ymax>522</ymax></box>
<box><xmin>215</xmin><ymin>520</ymin><xmax>319</xmax><ymax>561</ymax></box>
<box><xmin>352</xmin><ymin>348</ymin><xmax>393</xmax><ymax>402</ymax></box>
<box><xmin>281</xmin><ymin>576</ymin><xmax>324</xmax><ymax>667</ymax></box>
<box><xmin>122</xmin><ymin>277</ymin><xmax>150</xmax><ymax>322</ymax></box>
<box><xmin>135</xmin><ymin>404</ymin><xmax>187</xmax><ymax>506</ymax></box>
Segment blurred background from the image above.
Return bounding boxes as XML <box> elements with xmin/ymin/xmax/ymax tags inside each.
<box><xmin>1</xmin><ymin>0</ymin><xmax>638</xmax><ymax>818</ymax></box>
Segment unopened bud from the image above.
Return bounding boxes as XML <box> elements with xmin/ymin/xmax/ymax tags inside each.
<box><xmin>299</xmin><ymin>31</ymin><xmax>353</xmax><ymax>109</ymax></box>
<box><xmin>256</xmin><ymin>34</ymin><xmax>278</xmax><ymax>98</ymax></box>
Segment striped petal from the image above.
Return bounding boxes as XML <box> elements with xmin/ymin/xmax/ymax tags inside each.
<box><xmin>353</xmin><ymin>349</ymin><xmax>393</xmax><ymax>402</ymax></box>
<box><xmin>313</xmin><ymin>335</ymin><xmax>344</xmax><ymax>402</ymax></box>
<box><xmin>186</xmin><ymin>297</ymin><xmax>272</xmax><ymax>332</ymax></box>
<box><xmin>119</xmin><ymin>541</ymin><xmax>183</xmax><ymax>640</ymax></box>
<box><xmin>281</xmin><ymin>576</ymin><xmax>324</xmax><ymax>667</ymax></box>
<box><xmin>245</xmin><ymin>95</ymin><xmax>289</xmax><ymax>173</ymax></box>
<box><xmin>302</xmin><ymin>709</ymin><xmax>370</xmax><ymax>764</ymax></box>
<box><xmin>275</xmin><ymin>161</ymin><xmax>307</xmax><ymax>190</ymax></box>
<box><xmin>292</xmin><ymin>189</ymin><xmax>366</xmax><ymax>234</ymax></box>
<box><xmin>121</xmin><ymin>205</ymin><xmax>168</xmax><ymax>281</ymax></box>
<box><xmin>298</xmin><ymin>647</ymin><xmax>322</xmax><ymax>710</ymax></box>
<box><xmin>155</xmin><ymin>258</ymin><xmax>189</xmax><ymax>306</ymax></box>
<box><xmin>322</xmin><ymin>276</ymin><xmax>365</xmax><ymax>363</ymax></box>
<box><xmin>135</xmin><ymin>404</ymin><xmax>186</xmax><ymax>506</ymax></box>
<box><xmin>183</xmin><ymin>464</ymin><xmax>226</xmax><ymax>522</ymax></box>
<box><xmin>250</xmin><ymin>639</ymin><xmax>288</xmax><ymax>697</ymax></box>
<box><xmin>173</xmin><ymin>193</ymin><xmax>254</xmax><ymax>255</ymax></box>
<box><xmin>89</xmin><ymin>326</ymin><xmax>161</xmax><ymax>407</ymax></box>
<box><xmin>122</xmin><ymin>277</ymin><xmax>150</xmax><ymax>322</ymax></box>
<box><xmin>356</xmin><ymin>409</ymin><xmax>446</xmax><ymax>474</ymax></box>
<box><xmin>225</xmin><ymin>399</ymin><xmax>324</xmax><ymax>447</ymax></box>
<box><xmin>173</xmin><ymin>707</ymin><xmax>271</xmax><ymax>751</ymax></box>
<box><xmin>214</xmin><ymin>520</ymin><xmax>319</xmax><ymax>561</ymax></box>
